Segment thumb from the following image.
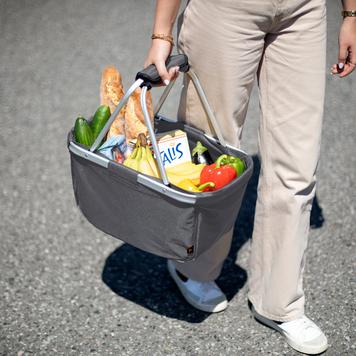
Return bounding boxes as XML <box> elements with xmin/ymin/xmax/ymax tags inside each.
<box><xmin>338</xmin><ymin>43</ymin><xmax>348</xmax><ymax>70</ymax></box>
<box><xmin>350</xmin><ymin>46</ymin><xmax>356</xmax><ymax>68</ymax></box>
<box><xmin>155</xmin><ymin>60</ymin><xmax>170</xmax><ymax>85</ymax></box>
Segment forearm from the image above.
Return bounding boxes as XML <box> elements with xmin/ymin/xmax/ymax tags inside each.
<box><xmin>153</xmin><ymin>0</ymin><xmax>181</xmax><ymax>35</ymax></box>
<box><xmin>342</xmin><ymin>0</ymin><xmax>356</xmax><ymax>10</ymax></box>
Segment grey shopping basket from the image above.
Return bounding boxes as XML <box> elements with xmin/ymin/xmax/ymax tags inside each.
<box><xmin>68</xmin><ymin>55</ymin><xmax>253</xmax><ymax>262</ymax></box>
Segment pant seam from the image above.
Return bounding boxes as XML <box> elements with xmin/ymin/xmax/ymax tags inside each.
<box><xmin>260</xmin><ymin>51</ymin><xmax>274</xmax><ymax>303</ymax></box>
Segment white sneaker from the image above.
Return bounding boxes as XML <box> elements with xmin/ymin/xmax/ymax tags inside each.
<box><xmin>250</xmin><ymin>303</ymin><xmax>328</xmax><ymax>355</ymax></box>
<box><xmin>167</xmin><ymin>260</ymin><xmax>227</xmax><ymax>313</ymax></box>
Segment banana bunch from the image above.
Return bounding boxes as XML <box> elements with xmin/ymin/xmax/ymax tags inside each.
<box><xmin>165</xmin><ymin>161</ymin><xmax>206</xmax><ymax>186</ymax></box>
<box><xmin>124</xmin><ymin>133</ymin><xmax>206</xmax><ymax>184</ymax></box>
<box><xmin>124</xmin><ymin>133</ymin><xmax>160</xmax><ymax>178</ymax></box>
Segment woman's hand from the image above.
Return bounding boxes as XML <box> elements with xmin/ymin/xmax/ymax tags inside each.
<box><xmin>144</xmin><ymin>39</ymin><xmax>180</xmax><ymax>85</ymax></box>
<box><xmin>331</xmin><ymin>17</ymin><xmax>356</xmax><ymax>77</ymax></box>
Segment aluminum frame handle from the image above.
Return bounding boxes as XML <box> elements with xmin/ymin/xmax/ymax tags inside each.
<box><xmin>140</xmin><ymin>86</ymin><xmax>170</xmax><ymax>186</ymax></box>
<box><xmin>154</xmin><ymin>69</ymin><xmax>227</xmax><ymax>149</ymax></box>
<box><xmin>90</xmin><ymin>78</ymin><xmax>144</xmax><ymax>152</ymax></box>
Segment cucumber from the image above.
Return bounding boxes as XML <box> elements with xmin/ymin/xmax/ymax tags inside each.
<box><xmin>74</xmin><ymin>116</ymin><xmax>94</xmax><ymax>147</ymax></box>
<box><xmin>91</xmin><ymin>105</ymin><xmax>111</xmax><ymax>140</ymax></box>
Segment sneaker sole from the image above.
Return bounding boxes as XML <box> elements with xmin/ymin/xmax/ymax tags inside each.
<box><xmin>167</xmin><ymin>261</ymin><xmax>227</xmax><ymax>313</ymax></box>
<box><xmin>250</xmin><ymin>304</ymin><xmax>328</xmax><ymax>355</ymax></box>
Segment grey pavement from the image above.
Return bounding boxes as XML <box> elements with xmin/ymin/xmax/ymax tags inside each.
<box><xmin>0</xmin><ymin>0</ymin><xmax>355</xmax><ymax>355</ymax></box>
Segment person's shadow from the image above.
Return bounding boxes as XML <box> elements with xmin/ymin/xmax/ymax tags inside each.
<box><xmin>101</xmin><ymin>155</ymin><xmax>324</xmax><ymax>323</ymax></box>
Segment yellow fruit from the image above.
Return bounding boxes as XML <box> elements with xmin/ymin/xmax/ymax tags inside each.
<box><xmin>165</xmin><ymin>161</ymin><xmax>205</xmax><ymax>175</ymax></box>
<box><xmin>146</xmin><ymin>146</ymin><xmax>160</xmax><ymax>178</ymax></box>
<box><xmin>131</xmin><ymin>148</ymin><xmax>142</xmax><ymax>171</ymax></box>
<box><xmin>191</xmin><ymin>178</ymin><xmax>200</xmax><ymax>186</ymax></box>
<box><xmin>123</xmin><ymin>147</ymin><xmax>138</xmax><ymax>169</ymax></box>
<box><xmin>164</xmin><ymin>161</ymin><xmax>205</xmax><ymax>184</ymax></box>
<box><xmin>138</xmin><ymin>147</ymin><xmax>155</xmax><ymax>177</ymax></box>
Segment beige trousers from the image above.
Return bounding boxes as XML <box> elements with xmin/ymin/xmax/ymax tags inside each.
<box><xmin>173</xmin><ymin>0</ymin><xmax>326</xmax><ymax>321</ymax></box>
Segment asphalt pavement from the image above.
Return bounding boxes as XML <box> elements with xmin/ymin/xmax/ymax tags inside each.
<box><xmin>0</xmin><ymin>0</ymin><xmax>355</xmax><ymax>355</ymax></box>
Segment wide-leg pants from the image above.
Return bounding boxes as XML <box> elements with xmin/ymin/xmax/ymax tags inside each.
<box><xmin>173</xmin><ymin>0</ymin><xmax>326</xmax><ymax>321</ymax></box>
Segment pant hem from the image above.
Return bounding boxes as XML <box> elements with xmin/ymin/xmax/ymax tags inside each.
<box><xmin>172</xmin><ymin>260</ymin><xmax>221</xmax><ymax>282</ymax></box>
<box><xmin>248</xmin><ymin>296</ymin><xmax>305</xmax><ymax>323</ymax></box>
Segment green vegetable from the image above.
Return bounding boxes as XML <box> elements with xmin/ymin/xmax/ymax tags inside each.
<box><xmin>191</xmin><ymin>141</ymin><xmax>214</xmax><ymax>165</ymax></box>
<box><xmin>223</xmin><ymin>155</ymin><xmax>245</xmax><ymax>176</ymax></box>
<box><xmin>74</xmin><ymin>116</ymin><xmax>94</xmax><ymax>147</ymax></box>
<box><xmin>200</xmin><ymin>155</ymin><xmax>237</xmax><ymax>191</ymax></box>
<box><xmin>91</xmin><ymin>105</ymin><xmax>111</xmax><ymax>140</ymax></box>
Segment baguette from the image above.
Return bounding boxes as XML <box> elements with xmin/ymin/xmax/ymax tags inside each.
<box><xmin>124</xmin><ymin>87</ymin><xmax>154</xmax><ymax>141</ymax></box>
<box><xmin>100</xmin><ymin>65</ymin><xmax>125</xmax><ymax>138</ymax></box>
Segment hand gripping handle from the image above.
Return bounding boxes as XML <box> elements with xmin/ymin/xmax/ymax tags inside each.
<box><xmin>136</xmin><ymin>54</ymin><xmax>189</xmax><ymax>87</ymax></box>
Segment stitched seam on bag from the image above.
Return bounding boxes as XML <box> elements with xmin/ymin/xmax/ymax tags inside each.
<box><xmin>176</xmin><ymin>209</ymin><xmax>199</xmax><ymax>262</ymax></box>
<box><xmin>191</xmin><ymin>210</ymin><xmax>200</xmax><ymax>261</ymax></box>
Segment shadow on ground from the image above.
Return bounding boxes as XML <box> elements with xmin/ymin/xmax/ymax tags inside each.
<box><xmin>102</xmin><ymin>155</ymin><xmax>324</xmax><ymax>322</ymax></box>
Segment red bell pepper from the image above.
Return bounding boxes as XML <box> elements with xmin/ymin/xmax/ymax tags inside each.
<box><xmin>200</xmin><ymin>154</ymin><xmax>237</xmax><ymax>191</ymax></box>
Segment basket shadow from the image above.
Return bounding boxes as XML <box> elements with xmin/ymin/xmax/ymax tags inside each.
<box><xmin>215</xmin><ymin>155</ymin><xmax>260</xmax><ymax>300</ymax></box>
<box><xmin>101</xmin><ymin>156</ymin><xmax>259</xmax><ymax>322</ymax></box>
<box><xmin>101</xmin><ymin>155</ymin><xmax>324</xmax><ymax>322</ymax></box>
<box><xmin>310</xmin><ymin>194</ymin><xmax>325</xmax><ymax>229</ymax></box>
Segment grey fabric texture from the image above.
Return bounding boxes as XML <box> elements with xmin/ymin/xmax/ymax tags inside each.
<box><xmin>68</xmin><ymin>118</ymin><xmax>253</xmax><ymax>261</ymax></box>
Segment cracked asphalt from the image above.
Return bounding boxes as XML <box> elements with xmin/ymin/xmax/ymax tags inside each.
<box><xmin>0</xmin><ymin>0</ymin><xmax>355</xmax><ymax>355</ymax></box>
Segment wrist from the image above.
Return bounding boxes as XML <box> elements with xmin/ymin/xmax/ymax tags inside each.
<box><xmin>342</xmin><ymin>10</ymin><xmax>356</xmax><ymax>17</ymax></box>
<box><xmin>342</xmin><ymin>15</ymin><xmax>356</xmax><ymax>23</ymax></box>
<box><xmin>151</xmin><ymin>33</ymin><xmax>175</xmax><ymax>46</ymax></box>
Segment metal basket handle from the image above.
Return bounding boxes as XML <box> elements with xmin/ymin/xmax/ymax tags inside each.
<box><xmin>90</xmin><ymin>55</ymin><xmax>190</xmax><ymax>153</ymax></box>
<box><xmin>90</xmin><ymin>54</ymin><xmax>227</xmax><ymax>187</ymax></box>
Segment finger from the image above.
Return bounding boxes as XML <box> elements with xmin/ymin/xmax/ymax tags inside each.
<box><xmin>339</xmin><ymin>62</ymin><xmax>355</xmax><ymax>77</ymax></box>
<box><xmin>155</xmin><ymin>60</ymin><xmax>170</xmax><ymax>85</ymax></box>
<box><xmin>172</xmin><ymin>67</ymin><xmax>180</xmax><ymax>81</ymax></box>
<box><xmin>347</xmin><ymin>49</ymin><xmax>356</xmax><ymax>75</ymax></box>
<box><xmin>167</xmin><ymin>66</ymin><xmax>180</xmax><ymax>81</ymax></box>
<box><xmin>144</xmin><ymin>59</ymin><xmax>152</xmax><ymax>68</ymax></box>
<box><xmin>350</xmin><ymin>48</ymin><xmax>356</xmax><ymax>66</ymax></box>
<box><xmin>330</xmin><ymin>64</ymin><xmax>338</xmax><ymax>74</ymax></box>
<box><xmin>339</xmin><ymin>47</ymin><xmax>356</xmax><ymax>77</ymax></box>
<box><xmin>338</xmin><ymin>43</ymin><xmax>348</xmax><ymax>71</ymax></box>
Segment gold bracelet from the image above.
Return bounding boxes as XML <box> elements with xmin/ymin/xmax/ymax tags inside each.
<box><xmin>151</xmin><ymin>33</ymin><xmax>175</xmax><ymax>46</ymax></box>
<box><xmin>342</xmin><ymin>10</ymin><xmax>356</xmax><ymax>17</ymax></box>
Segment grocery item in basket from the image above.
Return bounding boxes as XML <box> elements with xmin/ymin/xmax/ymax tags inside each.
<box><xmin>165</xmin><ymin>161</ymin><xmax>205</xmax><ymax>186</ymax></box>
<box><xmin>91</xmin><ymin>105</ymin><xmax>111</xmax><ymax>140</ymax></box>
<box><xmin>200</xmin><ymin>154</ymin><xmax>237</xmax><ymax>191</ymax></box>
<box><xmin>124</xmin><ymin>87</ymin><xmax>154</xmax><ymax>142</ymax></box>
<box><xmin>176</xmin><ymin>179</ymin><xmax>215</xmax><ymax>193</ymax></box>
<box><xmin>74</xmin><ymin>116</ymin><xmax>94</xmax><ymax>147</ymax></box>
<box><xmin>100</xmin><ymin>66</ymin><xmax>126</xmax><ymax>139</ymax></box>
<box><xmin>221</xmin><ymin>155</ymin><xmax>246</xmax><ymax>176</ymax></box>
<box><xmin>97</xmin><ymin>135</ymin><xmax>128</xmax><ymax>163</ymax></box>
<box><xmin>124</xmin><ymin>133</ymin><xmax>160</xmax><ymax>178</ymax></box>
<box><xmin>192</xmin><ymin>141</ymin><xmax>214</xmax><ymax>165</ymax></box>
<box><xmin>156</xmin><ymin>130</ymin><xmax>191</xmax><ymax>167</ymax></box>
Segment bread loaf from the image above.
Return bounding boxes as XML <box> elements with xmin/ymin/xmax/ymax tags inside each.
<box><xmin>124</xmin><ymin>87</ymin><xmax>154</xmax><ymax>141</ymax></box>
<box><xmin>100</xmin><ymin>65</ymin><xmax>125</xmax><ymax>138</ymax></box>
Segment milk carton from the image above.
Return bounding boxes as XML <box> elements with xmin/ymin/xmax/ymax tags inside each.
<box><xmin>155</xmin><ymin>130</ymin><xmax>191</xmax><ymax>167</ymax></box>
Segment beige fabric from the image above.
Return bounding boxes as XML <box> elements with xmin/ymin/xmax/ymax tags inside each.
<box><xmin>173</xmin><ymin>0</ymin><xmax>326</xmax><ymax>321</ymax></box>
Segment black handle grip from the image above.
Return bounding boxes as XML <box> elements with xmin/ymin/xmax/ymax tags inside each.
<box><xmin>136</xmin><ymin>54</ymin><xmax>190</xmax><ymax>87</ymax></box>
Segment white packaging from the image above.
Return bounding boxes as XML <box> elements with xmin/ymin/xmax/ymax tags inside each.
<box><xmin>155</xmin><ymin>130</ymin><xmax>191</xmax><ymax>167</ymax></box>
